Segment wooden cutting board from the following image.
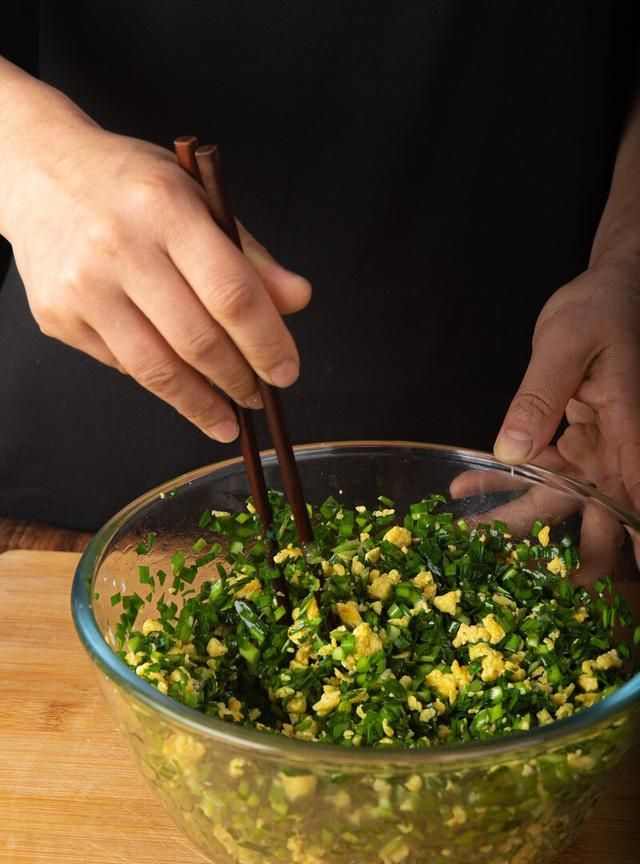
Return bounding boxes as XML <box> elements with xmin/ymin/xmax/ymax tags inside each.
<box><xmin>0</xmin><ymin>550</ymin><xmax>638</xmax><ymax>863</ymax></box>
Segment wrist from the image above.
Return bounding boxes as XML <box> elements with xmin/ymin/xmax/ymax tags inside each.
<box><xmin>586</xmin><ymin>253</ymin><xmax>640</xmax><ymax>307</ymax></box>
<box><xmin>589</xmin><ymin>245</ymin><xmax>640</xmax><ymax>292</ymax></box>
<box><xmin>0</xmin><ymin>61</ymin><xmax>98</xmax><ymax>239</ymax></box>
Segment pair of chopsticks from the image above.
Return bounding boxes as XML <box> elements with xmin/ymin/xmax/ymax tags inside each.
<box><xmin>173</xmin><ymin>137</ymin><xmax>312</xmax><ymax>550</ymax></box>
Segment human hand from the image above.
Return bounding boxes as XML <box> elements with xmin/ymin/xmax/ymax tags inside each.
<box><xmin>449</xmin><ymin>447</ymin><xmax>626</xmax><ymax>587</ymax></box>
<box><xmin>448</xmin><ymin>263</ymin><xmax>640</xmax><ymax>583</ymax></box>
<box><xmin>493</xmin><ymin>262</ymin><xmax>640</xmax><ymax>514</ymax></box>
<box><xmin>2</xmin><ymin>123</ymin><xmax>311</xmax><ymax>442</ymax></box>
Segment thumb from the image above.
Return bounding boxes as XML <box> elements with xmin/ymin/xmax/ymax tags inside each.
<box><xmin>494</xmin><ymin>320</ymin><xmax>590</xmax><ymax>464</ymax></box>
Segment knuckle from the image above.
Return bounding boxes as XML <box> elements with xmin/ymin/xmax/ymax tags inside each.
<box><xmin>220</xmin><ymin>365</ymin><xmax>256</xmax><ymax>400</ymax></box>
<box><xmin>211</xmin><ymin>274</ymin><xmax>254</xmax><ymax>322</ymax></box>
<box><xmin>512</xmin><ymin>389</ymin><xmax>556</xmax><ymax>422</ymax></box>
<box><xmin>85</xmin><ymin>214</ymin><xmax>124</xmax><ymax>257</ymax></box>
<box><xmin>30</xmin><ymin>296</ymin><xmax>58</xmax><ymax>330</ymax></box>
<box><xmin>241</xmin><ymin>323</ymin><xmax>295</xmax><ymax>369</ymax></box>
<box><xmin>180</xmin><ymin>322</ymin><xmax>221</xmax><ymax>365</ymax></box>
<box><xmin>182</xmin><ymin>394</ymin><xmax>224</xmax><ymax>429</ymax></box>
<box><xmin>127</xmin><ymin>171</ymin><xmax>174</xmax><ymax>212</ymax></box>
<box><xmin>57</xmin><ymin>260</ymin><xmax>93</xmax><ymax>300</ymax></box>
<box><xmin>134</xmin><ymin>356</ymin><xmax>181</xmax><ymax>396</ymax></box>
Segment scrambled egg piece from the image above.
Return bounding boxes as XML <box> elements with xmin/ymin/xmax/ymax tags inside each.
<box><xmin>351</xmin><ymin>556</ymin><xmax>365</xmax><ymax>576</ymax></box>
<box><xmin>433</xmin><ymin>590</ymin><xmax>461</xmax><ymax>615</ymax></box>
<box><xmin>206</xmin><ymin>636</ymin><xmax>228</xmax><ymax>658</ymax></box>
<box><xmin>125</xmin><ymin>649</ymin><xmax>145</xmax><ymax>667</ymax></box>
<box><xmin>382</xmin><ymin>718</ymin><xmax>395</xmax><ymax>738</ymax></box>
<box><xmin>575</xmin><ymin>692</ymin><xmax>600</xmax><ymax>707</ymax></box>
<box><xmin>537</xmin><ymin>525</ymin><xmax>551</xmax><ymax>547</ymax></box>
<box><xmin>578</xmin><ymin>659</ymin><xmax>600</xmax><ymax>691</ymax></box>
<box><xmin>577</xmin><ymin>673</ymin><xmax>599</xmax><ymax>692</ymax></box>
<box><xmin>550</xmin><ymin>683</ymin><xmax>575</xmax><ymax>706</ymax></box>
<box><xmin>594</xmin><ymin>649</ymin><xmax>623</xmax><ymax>670</ymax></box>
<box><xmin>294</xmin><ymin>720</ymin><xmax>320</xmax><ymax>741</ymax></box>
<box><xmin>228</xmin><ymin>757</ymin><xmax>247</xmax><ymax>778</ymax></box>
<box><xmin>445</xmin><ymin>804</ymin><xmax>467</xmax><ymax>828</ymax></box>
<box><xmin>546</xmin><ymin>555</ymin><xmax>567</xmax><ymax>577</ymax></box>
<box><xmin>504</xmin><ymin>658</ymin><xmax>526</xmax><ymax>682</ymax></box>
<box><xmin>536</xmin><ymin>708</ymin><xmax>553</xmax><ymax>725</ymax></box>
<box><xmin>566</xmin><ymin>750</ymin><xmax>595</xmax><ymax>773</ymax></box>
<box><xmin>383</xmin><ymin>526</ymin><xmax>413</xmax><ymax>548</ymax></box>
<box><xmin>218</xmin><ymin>696</ymin><xmax>244</xmax><ymax>722</ymax></box>
<box><xmin>405</xmin><ymin>774</ymin><xmax>423</xmax><ymax>793</ymax></box>
<box><xmin>555</xmin><ymin>703</ymin><xmax>574</xmax><ymax>720</ymax></box>
<box><xmin>425</xmin><ymin>668</ymin><xmax>464</xmax><ymax>704</ymax></box>
<box><xmin>450</xmin><ymin>659</ymin><xmax>471</xmax><ymax>687</ymax></box>
<box><xmin>290</xmin><ymin>641</ymin><xmax>313</xmax><ymax>668</ymax></box>
<box><xmin>312</xmin><ymin>685</ymin><xmax>341</xmax><ymax>716</ymax></box>
<box><xmin>365</xmin><ymin>547</ymin><xmax>381</xmax><ymax>564</ymax></box>
<box><xmin>573</xmin><ymin>607</ymin><xmax>589</xmax><ymax>623</ymax></box>
<box><xmin>412</xmin><ymin>570</ymin><xmax>437</xmax><ymax>601</ymax></box>
<box><xmin>482</xmin><ymin>613</ymin><xmax>505</xmax><ymax>644</ymax></box>
<box><xmin>492</xmin><ymin>593</ymin><xmax>518</xmax><ymax>610</ymax></box>
<box><xmin>278</xmin><ymin>772</ymin><xmax>317</xmax><ymax>802</ymax></box>
<box><xmin>353</xmin><ymin>622</ymin><xmax>384</xmax><ymax>658</ymax></box>
<box><xmin>367</xmin><ymin>570</ymin><xmax>400</xmax><ymax>600</ymax></box>
<box><xmin>335</xmin><ymin>600</ymin><xmax>363</xmax><ymax>628</ymax></box>
<box><xmin>231</xmin><ymin>576</ymin><xmax>262</xmax><ymax>599</ymax></box>
<box><xmin>273</xmin><ymin>544</ymin><xmax>303</xmax><ymax>564</ymax></box>
<box><xmin>142</xmin><ymin>618</ymin><xmax>163</xmax><ymax>636</ymax></box>
<box><xmin>289</xmin><ymin>596</ymin><xmax>321</xmax><ymax>646</ymax></box>
<box><xmin>452</xmin><ymin>622</ymin><xmax>490</xmax><ymax>648</ymax></box>
<box><xmin>469</xmin><ymin>643</ymin><xmax>506</xmax><ymax>682</ymax></box>
<box><xmin>162</xmin><ymin>733</ymin><xmax>205</xmax><ymax>768</ymax></box>
<box><xmin>285</xmin><ymin>692</ymin><xmax>307</xmax><ymax>714</ymax></box>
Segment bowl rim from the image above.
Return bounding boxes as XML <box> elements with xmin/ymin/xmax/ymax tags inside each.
<box><xmin>72</xmin><ymin>440</ymin><xmax>640</xmax><ymax>767</ymax></box>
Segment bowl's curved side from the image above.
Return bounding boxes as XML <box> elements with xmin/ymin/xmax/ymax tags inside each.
<box><xmin>95</xmin><ymin>663</ymin><xmax>638</xmax><ymax>864</ymax></box>
<box><xmin>71</xmin><ymin>441</ymin><xmax>640</xmax><ymax>864</ymax></box>
<box><xmin>72</xmin><ymin>442</ymin><xmax>640</xmax><ymax>766</ymax></box>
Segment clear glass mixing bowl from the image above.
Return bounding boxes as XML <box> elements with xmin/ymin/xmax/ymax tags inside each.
<box><xmin>72</xmin><ymin>442</ymin><xmax>640</xmax><ymax>864</ymax></box>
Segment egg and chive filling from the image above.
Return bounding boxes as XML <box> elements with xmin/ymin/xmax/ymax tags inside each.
<box><xmin>113</xmin><ymin>494</ymin><xmax>638</xmax><ymax>747</ymax></box>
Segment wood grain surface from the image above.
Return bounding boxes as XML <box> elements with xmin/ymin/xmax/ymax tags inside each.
<box><xmin>0</xmin><ymin>517</ymin><xmax>91</xmax><ymax>555</ymax></box>
<box><xmin>0</xmin><ymin>550</ymin><xmax>638</xmax><ymax>863</ymax></box>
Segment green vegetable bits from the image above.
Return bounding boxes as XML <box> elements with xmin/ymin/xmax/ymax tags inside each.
<box><xmin>112</xmin><ymin>493</ymin><xmax>637</xmax><ymax>748</ymax></box>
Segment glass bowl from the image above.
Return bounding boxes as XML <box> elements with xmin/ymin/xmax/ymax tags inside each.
<box><xmin>72</xmin><ymin>441</ymin><xmax>640</xmax><ymax>864</ymax></box>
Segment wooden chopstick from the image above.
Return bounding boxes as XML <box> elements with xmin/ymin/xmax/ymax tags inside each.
<box><xmin>173</xmin><ymin>138</ymin><xmax>312</xmax><ymax>548</ymax></box>
<box><xmin>193</xmin><ymin>143</ymin><xmax>314</xmax><ymax>548</ymax></box>
<box><xmin>173</xmin><ymin>137</ymin><xmax>273</xmax><ymax>535</ymax></box>
<box><xmin>173</xmin><ymin>135</ymin><xmax>202</xmax><ymax>182</ymax></box>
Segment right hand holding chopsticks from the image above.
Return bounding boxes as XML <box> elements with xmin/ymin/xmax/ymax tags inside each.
<box><xmin>0</xmin><ymin>61</ymin><xmax>311</xmax><ymax>442</ymax></box>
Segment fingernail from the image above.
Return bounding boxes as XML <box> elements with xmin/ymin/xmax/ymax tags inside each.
<box><xmin>243</xmin><ymin>391</ymin><xmax>263</xmax><ymax>410</ymax></box>
<box><xmin>494</xmin><ymin>429</ymin><xmax>533</xmax><ymax>463</ymax></box>
<box><xmin>209</xmin><ymin>419</ymin><xmax>239</xmax><ymax>443</ymax></box>
<box><xmin>268</xmin><ymin>359</ymin><xmax>299</xmax><ymax>387</ymax></box>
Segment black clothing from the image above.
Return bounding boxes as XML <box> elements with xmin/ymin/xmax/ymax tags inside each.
<box><xmin>1</xmin><ymin>1</ymin><xmax>638</xmax><ymax>530</ymax></box>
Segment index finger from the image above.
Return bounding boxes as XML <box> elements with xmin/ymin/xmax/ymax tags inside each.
<box><xmin>165</xmin><ymin>193</ymin><xmax>301</xmax><ymax>388</ymax></box>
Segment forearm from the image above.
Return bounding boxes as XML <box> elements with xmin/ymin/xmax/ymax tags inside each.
<box><xmin>590</xmin><ymin>89</ymin><xmax>640</xmax><ymax>280</ymax></box>
<box><xmin>0</xmin><ymin>56</ymin><xmax>97</xmax><ymax>238</ymax></box>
